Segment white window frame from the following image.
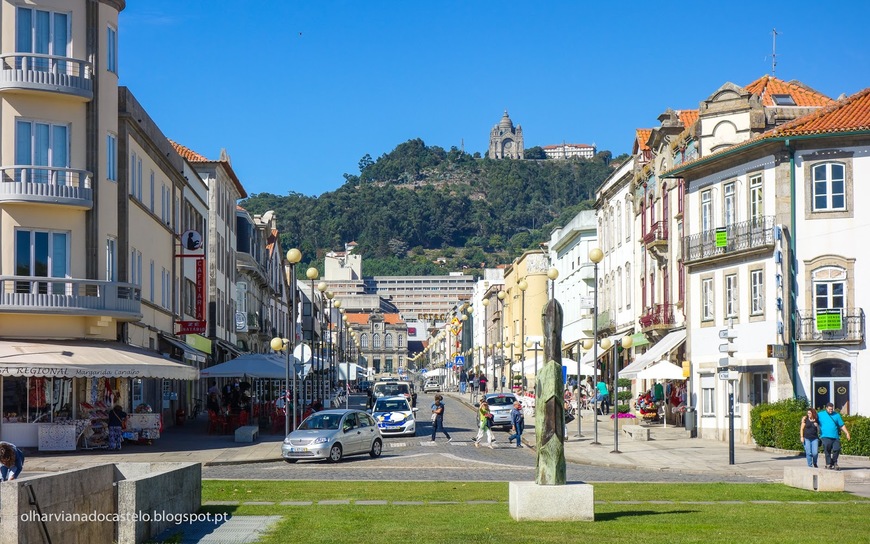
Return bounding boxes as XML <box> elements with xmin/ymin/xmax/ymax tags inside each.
<box><xmin>106</xmin><ymin>133</ymin><xmax>117</xmax><ymax>181</ymax></box>
<box><xmin>725</xmin><ymin>274</ymin><xmax>738</xmax><ymax>318</ymax></box>
<box><xmin>106</xmin><ymin>237</ymin><xmax>117</xmax><ymax>281</ymax></box>
<box><xmin>702</xmin><ymin>278</ymin><xmax>714</xmax><ymax>321</ymax></box>
<box><xmin>749</xmin><ymin>174</ymin><xmax>763</xmax><ymax>224</ymax></box>
<box><xmin>701</xmin><ymin>375</ymin><xmax>716</xmax><ymax>416</ymax></box>
<box><xmin>750</xmin><ymin>270</ymin><xmax>764</xmax><ymax>315</ymax></box>
<box><xmin>15</xmin><ymin>119</ymin><xmax>70</xmax><ymax>184</ymax></box>
<box><xmin>107</xmin><ymin>25</ymin><xmax>117</xmax><ymax>73</ymax></box>
<box><xmin>812</xmin><ymin>162</ymin><xmax>846</xmax><ymax>211</ymax></box>
<box><xmin>723</xmin><ymin>181</ymin><xmax>736</xmax><ymax>227</ymax></box>
<box><xmin>701</xmin><ymin>189</ymin><xmax>712</xmax><ymax>238</ymax></box>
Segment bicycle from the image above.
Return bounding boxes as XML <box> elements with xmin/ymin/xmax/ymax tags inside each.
<box><xmin>189</xmin><ymin>398</ymin><xmax>203</xmax><ymax>419</ymax></box>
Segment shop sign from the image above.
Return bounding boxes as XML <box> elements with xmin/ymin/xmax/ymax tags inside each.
<box><xmin>177</xmin><ymin>320</ymin><xmax>206</xmax><ymax>335</ymax></box>
<box><xmin>816</xmin><ymin>310</ymin><xmax>842</xmax><ymax>331</ymax></box>
<box><xmin>195</xmin><ymin>258</ymin><xmax>205</xmax><ymax>320</ymax></box>
<box><xmin>715</xmin><ymin>228</ymin><xmax>727</xmax><ymax>248</ymax></box>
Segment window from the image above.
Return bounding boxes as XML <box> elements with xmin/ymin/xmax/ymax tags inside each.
<box><xmin>385</xmin><ymin>358</ymin><xmax>394</xmax><ymax>373</ymax></box>
<box><xmin>16</xmin><ymin>7</ymin><xmax>69</xmax><ymax>72</ymax></box>
<box><xmin>749</xmin><ymin>175</ymin><xmax>763</xmax><ymax>225</ymax></box>
<box><xmin>149</xmin><ymin>260</ymin><xmax>155</xmax><ymax>302</ymax></box>
<box><xmin>106</xmin><ymin>237</ymin><xmax>117</xmax><ymax>281</ymax></box>
<box><xmin>702</xmin><ymin>278</ymin><xmax>714</xmax><ymax>321</ymax></box>
<box><xmin>360</xmin><ymin>334</ymin><xmax>368</xmax><ymax>348</ymax></box>
<box><xmin>812</xmin><ymin>163</ymin><xmax>845</xmax><ymax>211</ymax></box>
<box><xmin>149</xmin><ymin>171</ymin><xmax>155</xmax><ymax>212</ymax></box>
<box><xmin>723</xmin><ymin>182</ymin><xmax>736</xmax><ymax>226</ymax></box>
<box><xmin>701</xmin><ymin>189</ymin><xmax>712</xmax><ymax>236</ymax></box>
<box><xmin>130</xmin><ymin>248</ymin><xmax>142</xmax><ymax>286</ymax></box>
<box><xmin>373</xmin><ymin>334</ymin><xmax>381</xmax><ymax>349</ymax></box>
<box><xmin>385</xmin><ymin>334</ymin><xmax>393</xmax><ymax>348</ymax></box>
<box><xmin>15</xmin><ymin>120</ymin><xmax>69</xmax><ymax>184</ymax></box>
<box><xmin>107</xmin><ymin>25</ymin><xmax>117</xmax><ymax>73</ymax></box>
<box><xmin>750</xmin><ymin>373</ymin><xmax>769</xmax><ymax>406</ymax></box>
<box><xmin>751</xmin><ymin>270</ymin><xmax>764</xmax><ymax>315</ymax></box>
<box><xmin>725</xmin><ymin>274</ymin><xmax>738</xmax><ymax>318</ymax></box>
<box><xmin>617</xmin><ymin>267</ymin><xmax>623</xmax><ymax>310</ymax></box>
<box><xmin>106</xmin><ymin>133</ymin><xmax>117</xmax><ymax>181</ymax></box>
<box><xmin>625</xmin><ymin>264</ymin><xmax>631</xmax><ymax>309</ymax></box>
<box><xmin>813</xmin><ymin>267</ymin><xmax>845</xmax><ymax>330</ymax></box>
<box><xmin>701</xmin><ymin>375</ymin><xmax>715</xmax><ymax>416</ymax></box>
<box><xmin>616</xmin><ymin>202</ymin><xmax>622</xmax><ymax>244</ymax></box>
<box><xmin>398</xmin><ymin>335</ymin><xmax>405</xmax><ymax>348</ymax></box>
<box><xmin>15</xmin><ymin>229</ymin><xmax>69</xmax><ymax>294</ymax></box>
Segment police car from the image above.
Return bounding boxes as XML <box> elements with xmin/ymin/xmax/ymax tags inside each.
<box><xmin>371</xmin><ymin>396</ymin><xmax>417</xmax><ymax>437</ymax></box>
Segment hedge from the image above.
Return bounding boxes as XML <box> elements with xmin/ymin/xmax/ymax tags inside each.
<box><xmin>750</xmin><ymin>398</ymin><xmax>870</xmax><ymax>457</ymax></box>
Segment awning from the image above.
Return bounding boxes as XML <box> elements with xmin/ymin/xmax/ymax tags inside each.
<box><xmin>201</xmin><ymin>353</ymin><xmax>297</xmax><ymax>379</ymax></box>
<box><xmin>161</xmin><ymin>335</ymin><xmax>207</xmax><ymax>363</ymax></box>
<box><xmin>511</xmin><ymin>357</ymin><xmax>596</xmax><ymax>376</ymax></box>
<box><xmin>630</xmin><ymin>332</ymin><xmax>650</xmax><ymax>347</ymax></box>
<box><xmin>619</xmin><ymin>329</ymin><xmax>686</xmax><ymax>379</ymax></box>
<box><xmin>636</xmin><ymin>360</ymin><xmax>686</xmax><ymax>381</ymax></box>
<box><xmin>0</xmin><ymin>340</ymin><xmax>199</xmax><ymax>380</ymax></box>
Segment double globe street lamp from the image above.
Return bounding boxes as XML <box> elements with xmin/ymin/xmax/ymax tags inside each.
<box><xmin>271</xmin><ymin>247</ymin><xmax>302</xmax><ymax>435</ymax></box>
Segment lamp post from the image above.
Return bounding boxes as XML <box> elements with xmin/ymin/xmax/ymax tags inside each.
<box><xmin>273</xmin><ymin>247</ymin><xmax>301</xmax><ymax>435</ymax></box>
<box><xmin>588</xmin><ymin>247</ymin><xmax>604</xmax><ymax>445</ymax></box>
<box><xmin>525</xmin><ymin>339</ymin><xmax>541</xmax><ymax>385</ymax></box>
<box><xmin>305</xmin><ymin>267</ymin><xmax>319</xmax><ymax>408</ymax></box>
<box><xmin>612</xmin><ymin>334</ymin><xmax>633</xmax><ymax>454</ymax></box>
<box><xmin>518</xmin><ymin>278</ymin><xmax>528</xmax><ymax>366</ymax></box>
<box><xmin>317</xmin><ymin>281</ymin><xmax>329</xmax><ymax>403</ymax></box>
<box><xmin>547</xmin><ymin>267</ymin><xmax>559</xmax><ymax>300</ymax></box>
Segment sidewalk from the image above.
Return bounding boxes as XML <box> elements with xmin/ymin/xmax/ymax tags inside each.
<box><xmin>22</xmin><ymin>395</ymin><xmax>870</xmax><ymax>497</ymax></box>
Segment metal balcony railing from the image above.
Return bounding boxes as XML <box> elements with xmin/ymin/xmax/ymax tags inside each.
<box><xmin>642</xmin><ymin>220</ymin><xmax>669</xmax><ymax>246</ymax></box>
<box><xmin>0</xmin><ymin>53</ymin><xmax>93</xmax><ymax>100</ymax></box>
<box><xmin>639</xmin><ymin>303</ymin><xmax>676</xmax><ymax>331</ymax></box>
<box><xmin>0</xmin><ymin>276</ymin><xmax>141</xmax><ymax>319</ymax></box>
<box><xmin>795</xmin><ymin>308</ymin><xmax>864</xmax><ymax>343</ymax></box>
<box><xmin>0</xmin><ymin>166</ymin><xmax>93</xmax><ymax>208</ymax></box>
<box><xmin>682</xmin><ymin>216</ymin><xmax>776</xmax><ymax>264</ymax></box>
<box><xmin>247</xmin><ymin>312</ymin><xmax>261</xmax><ymax>331</ymax></box>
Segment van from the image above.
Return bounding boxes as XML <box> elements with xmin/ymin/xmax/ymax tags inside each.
<box><xmin>371</xmin><ymin>379</ymin><xmax>417</xmax><ymax>408</ymax></box>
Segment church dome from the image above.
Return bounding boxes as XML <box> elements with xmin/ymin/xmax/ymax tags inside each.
<box><xmin>499</xmin><ymin>110</ymin><xmax>513</xmax><ymax>130</ymax></box>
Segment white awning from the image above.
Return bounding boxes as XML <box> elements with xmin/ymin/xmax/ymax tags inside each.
<box><xmin>0</xmin><ymin>340</ymin><xmax>199</xmax><ymax>380</ymax></box>
<box><xmin>201</xmin><ymin>353</ymin><xmax>297</xmax><ymax>379</ymax></box>
<box><xmin>619</xmin><ymin>329</ymin><xmax>686</xmax><ymax>379</ymax></box>
<box><xmin>636</xmin><ymin>360</ymin><xmax>686</xmax><ymax>381</ymax></box>
<box><xmin>511</xmin><ymin>357</ymin><xmax>596</xmax><ymax>376</ymax></box>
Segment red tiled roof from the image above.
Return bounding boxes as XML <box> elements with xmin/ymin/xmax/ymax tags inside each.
<box><xmin>665</xmin><ymin>87</ymin><xmax>870</xmax><ymax>176</ymax></box>
<box><xmin>542</xmin><ymin>143</ymin><xmax>594</xmax><ymax>149</ymax></box>
<box><xmin>634</xmin><ymin>129</ymin><xmax>652</xmax><ymax>153</ymax></box>
<box><xmin>743</xmin><ymin>75</ymin><xmax>834</xmax><ymax>107</ymax></box>
<box><xmin>678</xmin><ymin>110</ymin><xmax>699</xmax><ymax>127</ymax></box>
<box><xmin>169</xmin><ymin>140</ymin><xmax>208</xmax><ymax>162</ymax></box>
<box><xmin>344</xmin><ymin>313</ymin><xmax>405</xmax><ymax>326</ymax></box>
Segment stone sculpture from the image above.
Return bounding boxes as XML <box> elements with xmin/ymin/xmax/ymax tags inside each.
<box><xmin>535</xmin><ymin>298</ymin><xmax>566</xmax><ymax>485</ymax></box>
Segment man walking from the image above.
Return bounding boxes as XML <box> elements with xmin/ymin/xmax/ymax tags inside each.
<box><xmin>459</xmin><ymin>369</ymin><xmax>468</xmax><ymax>394</ymax></box>
<box><xmin>506</xmin><ymin>400</ymin><xmax>525</xmax><ymax>447</ymax></box>
<box><xmin>818</xmin><ymin>402</ymin><xmax>851</xmax><ymax>470</ymax></box>
<box><xmin>430</xmin><ymin>395</ymin><xmax>452</xmax><ymax>442</ymax></box>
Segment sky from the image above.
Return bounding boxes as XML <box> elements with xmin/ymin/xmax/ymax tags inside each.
<box><xmin>119</xmin><ymin>1</ymin><xmax>870</xmax><ymax>198</ymax></box>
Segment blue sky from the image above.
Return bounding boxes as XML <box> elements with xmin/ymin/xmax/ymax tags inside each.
<box><xmin>119</xmin><ymin>1</ymin><xmax>870</xmax><ymax>197</ymax></box>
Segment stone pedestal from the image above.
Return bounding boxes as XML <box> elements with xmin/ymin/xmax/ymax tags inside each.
<box><xmin>509</xmin><ymin>481</ymin><xmax>594</xmax><ymax>521</ymax></box>
<box><xmin>783</xmin><ymin>466</ymin><xmax>845</xmax><ymax>492</ymax></box>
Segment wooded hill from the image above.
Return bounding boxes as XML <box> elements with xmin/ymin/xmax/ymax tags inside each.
<box><xmin>241</xmin><ymin>139</ymin><xmax>622</xmax><ymax>276</ymax></box>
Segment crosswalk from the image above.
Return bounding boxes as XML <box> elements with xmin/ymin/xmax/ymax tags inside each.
<box><xmin>388</xmin><ymin>440</ymin><xmax>495</xmax><ymax>448</ymax></box>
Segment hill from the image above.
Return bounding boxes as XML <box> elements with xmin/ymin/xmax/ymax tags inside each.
<box><xmin>241</xmin><ymin>139</ymin><xmax>621</xmax><ymax>276</ymax></box>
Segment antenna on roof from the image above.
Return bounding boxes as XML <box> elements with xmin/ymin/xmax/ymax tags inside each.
<box><xmin>771</xmin><ymin>28</ymin><xmax>779</xmax><ymax>77</ymax></box>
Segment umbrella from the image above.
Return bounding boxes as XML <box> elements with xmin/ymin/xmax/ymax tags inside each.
<box><xmin>511</xmin><ymin>357</ymin><xmax>595</xmax><ymax>376</ymax></box>
<box><xmin>201</xmin><ymin>353</ymin><xmax>306</xmax><ymax>379</ymax></box>
<box><xmin>636</xmin><ymin>360</ymin><xmax>685</xmax><ymax>381</ymax></box>
<box><xmin>423</xmin><ymin>368</ymin><xmax>448</xmax><ymax>378</ymax></box>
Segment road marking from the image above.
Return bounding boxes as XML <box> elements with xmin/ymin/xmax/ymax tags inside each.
<box><xmin>389</xmin><ymin>443</ymin><xmax>406</xmax><ymax>448</ymax></box>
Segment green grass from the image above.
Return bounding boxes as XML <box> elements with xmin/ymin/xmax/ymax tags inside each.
<box><xmin>197</xmin><ymin>481</ymin><xmax>870</xmax><ymax>544</ymax></box>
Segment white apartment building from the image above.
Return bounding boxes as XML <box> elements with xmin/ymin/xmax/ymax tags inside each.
<box><xmin>542</xmin><ymin>143</ymin><xmax>596</xmax><ymax>160</ymax></box>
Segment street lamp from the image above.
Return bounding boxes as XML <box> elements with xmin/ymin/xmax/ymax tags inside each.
<box><xmin>612</xmin><ymin>334</ymin><xmax>633</xmax><ymax>454</ymax></box>
<box><xmin>273</xmin><ymin>247</ymin><xmax>301</xmax><ymax>435</ymax></box>
<box><xmin>317</xmin><ymin>281</ymin><xmax>328</xmax><ymax>402</ymax></box>
<box><xmin>547</xmin><ymin>267</ymin><xmax>559</xmax><ymax>300</ymax></box>
<box><xmin>305</xmin><ymin>267</ymin><xmax>319</xmax><ymax>408</ymax></box>
<box><xmin>587</xmin><ymin>247</ymin><xmax>604</xmax><ymax>445</ymax></box>
<box><xmin>525</xmin><ymin>339</ymin><xmax>542</xmax><ymax>385</ymax></box>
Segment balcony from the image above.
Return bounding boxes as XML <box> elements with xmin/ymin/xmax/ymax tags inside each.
<box><xmin>0</xmin><ymin>166</ymin><xmax>93</xmax><ymax>208</ymax></box>
<box><xmin>682</xmin><ymin>216</ymin><xmax>777</xmax><ymax>265</ymax></box>
<box><xmin>0</xmin><ymin>53</ymin><xmax>93</xmax><ymax>101</ymax></box>
<box><xmin>0</xmin><ymin>276</ymin><xmax>141</xmax><ymax>321</ymax></box>
<box><xmin>639</xmin><ymin>303</ymin><xmax>676</xmax><ymax>333</ymax></box>
<box><xmin>795</xmin><ymin>308</ymin><xmax>864</xmax><ymax>344</ymax></box>
<box><xmin>642</xmin><ymin>220</ymin><xmax>669</xmax><ymax>247</ymax></box>
<box><xmin>247</xmin><ymin>312</ymin><xmax>261</xmax><ymax>331</ymax></box>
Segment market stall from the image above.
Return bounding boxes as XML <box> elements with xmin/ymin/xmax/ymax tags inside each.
<box><xmin>0</xmin><ymin>339</ymin><xmax>198</xmax><ymax>449</ymax></box>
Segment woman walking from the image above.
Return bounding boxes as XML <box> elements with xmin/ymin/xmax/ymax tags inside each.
<box><xmin>430</xmin><ymin>395</ymin><xmax>452</xmax><ymax>442</ymax></box>
<box><xmin>800</xmin><ymin>408</ymin><xmax>820</xmax><ymax>468</ymax></box>
<box><xmin>0</xmin><ymin>441</ymin><xmax>24</xmax><ymax>481</ymax></box>
<box><xmin>474</xmin><ymin>397</ymin><xmax>495</xmax><ymax>449</ymax></box>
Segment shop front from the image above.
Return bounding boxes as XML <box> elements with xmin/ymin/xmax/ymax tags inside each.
<box><xmin>0</xmin><ymin>339</ymin><xmax>199</xmax><ymax>449</ymax></box>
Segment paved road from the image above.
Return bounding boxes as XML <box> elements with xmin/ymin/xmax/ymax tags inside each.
<box><xmin>204</xmin><ymin>392</ymin><xmax>760</xmax><ymax>483</ymax></box>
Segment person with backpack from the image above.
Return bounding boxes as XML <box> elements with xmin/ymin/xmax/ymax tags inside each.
<box><xmin>818</xmin><ymin>402</ymin><xmax>851</xmax><ymax>470</ymax></box>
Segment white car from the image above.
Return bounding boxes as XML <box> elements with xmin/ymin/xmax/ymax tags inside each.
<box><xmin>371</xmin><ymin>396</ymin><xmax>417</xmax><ymax>437</ymax></box>
<box><xmin>422</xmin><ymin>379</ymin><xmax>441</xmax><ymax>393</ymax></box>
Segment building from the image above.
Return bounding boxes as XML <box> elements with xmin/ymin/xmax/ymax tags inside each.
<box><xmin>489</xmin><ymin>110</ymin><xmax>524</xmax><ymax>159</ymax></box>
<box><xmin>663</xmin><ymin>77</ymin><xmax>841</xmax><ymax>442</ymax></box>
<box><xmin>542</xmin><ymin>143</ymin><xmax>596</xmax><ymax>160</ymax></box>
<box><xmin>0</xmin><ymin>1</ymin><xmax>203</xmax><ymax>448</ymax></box>
<box><xmin>345</xmin><ymin>311</ymin><xmax>409</xmax><ymax>376</ymax></box>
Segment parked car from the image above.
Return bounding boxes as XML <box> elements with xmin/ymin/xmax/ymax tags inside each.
<box><xmin>422</xmin><ymin>379</ymin><xmax>441</xmax><ymax>393</ymax></box>
<box><xmin>371</xmin><ymin>396</ymin><xmax>417</xmax><ymax>437</ymax></box>
<box><xmin>481</xmin><ymin>393</ymin><xmax>519</xmax><ymax>430</ymax></box>
<box><xmin>282</xmin><ymin>409</ymin><xmax>383</xmax><ymax>463</ymax></box>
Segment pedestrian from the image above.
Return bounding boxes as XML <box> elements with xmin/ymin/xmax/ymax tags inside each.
<box><xmin>474</xmin><ymin>397</ymin><xmax>495</xmax><ymax>448</ymax></box>
<box><xmin>500</xmin><ymin>374</ymin><xmax>506</xmax><ymax>390</ymax></box>
<box><xmin>596</xmin><ymin>379</ymin><xmax>610</xmax><ymax>414</ymax></box>
<box><xmin>107</xmin><ymin>404</ymin><xmax>127</xmax><ymax>451</ymax></box>
<box><xmin>459</xmin><ymin>369</ymin><xmax>468</xmax><ymax>394</ymax></box>
<box><xmin>0</xmin><ymin>441</ymin><xmax>24</xmax><ymax>481</ymax></box>
<box><xmin>430</xmin><ymin>395</ymin><xmax>452</xmax><ymax>442</ymax></box>
<box><xmin>506</xmin><ymin>400</ymin><xmax>525</xmax><ymax>447</ymax></box>
<box><xmin>818</xmin><ymin>402</ymin><xmax>851</xmax><ymax>470</ymax></box>
<box><xmin>479</xmin><ymin>375</ymin><xmax>488</xmax><ymax>394</ymax></box>
<box><xmin>800</xmin><ymin>408</ymin><xmax>821</xmax><ymax>468</ymax></box>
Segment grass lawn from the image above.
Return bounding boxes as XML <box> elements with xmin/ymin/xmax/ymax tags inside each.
<box><xmin>194</xmin><ymin>481</ymin><xmax>870</xmax><ymax>544</ymax></box>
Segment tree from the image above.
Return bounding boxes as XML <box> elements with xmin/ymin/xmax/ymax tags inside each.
<box><xmin>524</xmin><ymin>146</ymin><xmax>547</xmax><ymax>160</ymax></box>
<box><xmin>358</xmin><ymin>153</ymin><xmax>374</xmax><ymax>172</ymax></box>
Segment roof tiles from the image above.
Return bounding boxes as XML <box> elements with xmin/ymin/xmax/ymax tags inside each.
<box><xmin>744</xmin><ymin>75</ymin><xmax>834</xmax><ymax>107</ymax></box>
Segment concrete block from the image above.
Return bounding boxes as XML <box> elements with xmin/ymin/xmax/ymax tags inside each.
<box><xmin>783</xmin><ymin>466</ymin><xmax>845</xmax><ymax>492</ymax></box>
<box><xmin>235</xmin><ymin>425</ymin><xmax>260</xmax><ymax>443</ymax></box>
<box><xmin>623</xmin><ymin>425</ymin><xmax>650</xmax><ymax>441</ymax></box>
<box><xmin>509</xmin><ymin>481</ymin><xmax>594</xmax><ymax>521</ymax></box>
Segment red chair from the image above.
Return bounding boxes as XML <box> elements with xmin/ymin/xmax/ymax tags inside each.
<box><xmin>239</xmin><ymin>410</ymin><xmax>250</xmax><ymax>427</ymax></box>
<box><xmin>207</xmin><ymin>411</ymin><xmax>226</xmax><ymax>434</ymax></box>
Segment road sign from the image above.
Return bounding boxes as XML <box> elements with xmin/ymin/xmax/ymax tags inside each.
<box><xmin>718</xmin><ymin>328</ymin><xmax>736</xmax><ymax>339</ymax></box>
<box><xmin>454</xmin><ymin>355</ymin><xmax>465</xmax><ymax>367</ymax></box>
<box><xmin>718</xmin><ymin>370</ymin><xmax>738</xmax><ymax>381</ymax></box>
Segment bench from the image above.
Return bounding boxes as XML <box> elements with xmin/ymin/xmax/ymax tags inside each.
<box><xmin>622</xmin><ymin>424</ymin><xmax>651</xmax><ymax>441</ymax></box>
<box><xmin>783</xmin><ymin>466</ymin><xmax>845</xmax><ymax>492</ymax></box>
<box><xmin>234</xmin><ymin>425</ymin><xmax>260</xmax><ymax>443</ymax></box>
